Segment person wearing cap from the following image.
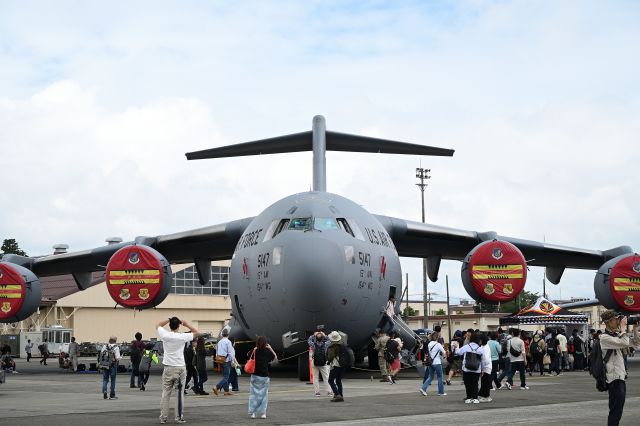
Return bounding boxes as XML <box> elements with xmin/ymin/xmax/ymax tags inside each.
<box><xmin>307</xmin><ymin>327</ymin><xmax>332</xmax><ymax>396</ymax></box>
<box><xmin>326</xmin><ymin>331</ymin><xmax>345</xmax><ymax>402</ymax></box>
<box><xmin>213</xmin><ymin>328</ymin><xmax>235</xmax><ymax>396</ymax></box>
<box><xmin>599</xmin><ymin>310</ymin><xmax>640</xmax><ymax>426</ymax></box>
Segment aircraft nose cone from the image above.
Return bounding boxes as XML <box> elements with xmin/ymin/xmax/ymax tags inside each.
<box><xmin>284</xmin><ymin>235</ymin><xmax>344</xmax><ymax>313</ymax></box>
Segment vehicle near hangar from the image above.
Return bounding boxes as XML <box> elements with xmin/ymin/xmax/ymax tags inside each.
<box><xmin>1</xmin><ymin>116</ymin><xmax>636</xmax><ymax>379</ymax></box>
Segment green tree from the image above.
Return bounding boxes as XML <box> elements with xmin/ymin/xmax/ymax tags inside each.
<box><xmin>402</xmin><ymin>306</ymin><xmax>417</xmax><ymax>317</ymax></box>
<box><xmin>498</xmin><ymin>290</ymin><xmax>539</xmax><ymax>314</ymax></box>
<box><xmin>1</xmin><ymin>239</ymin><xmax>27</xmax><ymax>257</ymax></box>
<box><xmin>435</xmin><ymin>308</ymin><xmax>446</xmax><ymax>315</ymax></box>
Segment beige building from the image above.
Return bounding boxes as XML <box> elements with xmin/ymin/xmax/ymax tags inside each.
<box><xmin>0</xmin><ymin>261</ymin><xmax>233</xmax><ymax>344</ymax></box>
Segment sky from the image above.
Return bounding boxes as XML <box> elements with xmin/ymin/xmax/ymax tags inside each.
<box><xmin>0</xmin><ymin>1</ymin><xmax>639</xmax><ymax>304</ymax></box>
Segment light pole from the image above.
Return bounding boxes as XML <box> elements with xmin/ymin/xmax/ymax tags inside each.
<box><xmin>416</xmin><ymin>167</ymin><xmax>431</xmax><ymax>328</ymax></box>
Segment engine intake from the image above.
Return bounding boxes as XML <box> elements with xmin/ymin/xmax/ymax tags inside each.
<box><xmin>0</xmin><ymin>262</ymin><xmax>42</xmax><ymax>323</ymax></box>
<box><xmin>594</xmin><ymin>253</ymin><xmax>640</xmax><ymax>313</ymax></box>
<box><xmin>106</xmin><ymin>245</ymin><xmax>173</xmax><ymax>309</ymax></box>
<box><xmin>461</xmin><ymin>240</ymin><xmax>527</xmax><ymax>303</ymax></box>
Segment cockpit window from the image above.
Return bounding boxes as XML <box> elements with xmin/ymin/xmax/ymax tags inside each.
<box><xmin>272</xmin><ymin>219</ymin><xmax>290</xmax><ymax>238</ymax></box>
<box><xmin>314</xmin><ymin>217</ymin><xmax>339</xmax><ymax>231</ymax></box>
<box><xmin>288</xmin><ymin>217</ymin><xmax>312</xmax><ymax>231</ymax></box>
<box><xmin>336</xmin><ymin>218</ymin><xmax>354</xmax><ymax>237</ymax></box>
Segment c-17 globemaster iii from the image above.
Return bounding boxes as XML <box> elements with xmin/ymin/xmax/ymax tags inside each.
<box><xmin>1</xmin><ymin>115</ymin><xmax>637</xmax><ymax>379</ymax></box>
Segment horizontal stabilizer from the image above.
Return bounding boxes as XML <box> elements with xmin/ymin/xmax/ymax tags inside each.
<box><xmin>186</xmin><ymin>131</ymin><xmax>454</xmax><ymax>160</ymax></box>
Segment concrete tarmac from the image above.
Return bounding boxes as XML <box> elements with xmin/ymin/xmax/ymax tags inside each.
<box><xmin>1</xmin><ymin>357</ymin><xmax>640</xmax><ymax>425</ymax></box>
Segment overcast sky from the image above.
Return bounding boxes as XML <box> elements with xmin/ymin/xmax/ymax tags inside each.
<box><xmin>1</xmin><ymin>1</ymin><xmax>638</xmax><ymax>304</ymax></box>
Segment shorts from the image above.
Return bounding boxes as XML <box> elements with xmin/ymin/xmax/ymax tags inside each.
<box><xmin>450</xmin><ymin>358</ymin><xmax>462</xmax><ymax>371</ymax></box>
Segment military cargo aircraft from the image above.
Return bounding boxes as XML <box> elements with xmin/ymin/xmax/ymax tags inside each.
<box><xmin>1</xmin><ymin>115</ymin><xmax>637</xmax><ymax>379</ymax></box>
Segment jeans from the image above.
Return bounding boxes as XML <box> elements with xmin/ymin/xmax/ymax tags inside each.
<box><xmin>421</xmin><ymin>364</ymin><xmax>445</xmax><ymax>395</ymax></box>
<box><xmin>462</xmin><ymin>371</ymin><xmax>480</xmax><ymax>400</ymax></box>
<box><xmin>507</xmin><ymin>360</ymin><xmax>526</xmax><ymax>387</ymax></box>
<box><xmin>561</xmin><ymin>351</ymin><xmax>569</xmax><ymax>370</ymax></box>
<box><xmin>216</xmin><ymin>361</ymin><xmax>231</xmax><ymax>391</ymax></box>
<box><xmin>497</xmin><ymin>357</ymin><xmax>510</xmax><ymax>383</ymax></box>
<box><xmin>229</xmin><ymin>365</ymin><xmax>239</xmax><ymax>391</ymax></box>
<box><xmin>491</xmin><ymin>360</ymin><xmax>500</xmax><ymax>387</ymax></box>
<box><xmin>102</xmin><ymin>365</ymin><xmax>117</xmax><ymax>397</ymax></box>
<box><xmin>196</xmin><ymin>368</ymin><xmax>208</xmax><ymax>393</ymax></box>
<box><xmin>608</xmin><ymin>379</ymin><xmax>626</xmax><ymax>426</ymax></box>
<box><xmin>378</xmin><ymin>315</ymin><xmax>395</xmax><ymax>334</ymax></box>
<box><xmin>328</xmin><ymin>367</ymin><xmax>343</xmax><ymax>396</ymax></box>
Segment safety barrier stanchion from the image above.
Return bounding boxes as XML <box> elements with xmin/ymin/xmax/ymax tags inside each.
<box><xmin>307</xmin><ymin>347</ymin><xmax>314</xmax><ymax>385</ymax></box>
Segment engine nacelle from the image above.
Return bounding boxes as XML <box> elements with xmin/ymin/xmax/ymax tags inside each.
<box><xmin>594</xmin><ymin>253</ymin><xmax>640</xmax><ymax>313</ymax></box>
<box><xmin>0</xmin><ymin>262</ymin><xmax>42</xmax><ymax>323</ymax></box>
<box><xmin>461</xmin><ymin>240</ymin><xmax>527</xmax><ymax>303</ymax></box>
<box><xmin>106</xmin><ymin>245</ymin><xmax>173</xmax><ymax>309</ymax></box>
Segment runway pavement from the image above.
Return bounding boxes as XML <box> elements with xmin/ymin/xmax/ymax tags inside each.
<box><xmin>1</xmin><ymin>357</ymin><xmax>639</xmax><ymax>425</ymax></box>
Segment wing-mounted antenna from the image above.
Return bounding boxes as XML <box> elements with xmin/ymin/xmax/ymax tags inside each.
<box><xmin>186</xmin><ymin>115</ymin><xmax>455</xmax><ymax>192</ymax></box>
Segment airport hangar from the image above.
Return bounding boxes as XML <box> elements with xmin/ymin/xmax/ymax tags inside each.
<box><xmin>1</xmin><ymin>259</ymin><xmax>233</xmax><ymax>355</ymax></box>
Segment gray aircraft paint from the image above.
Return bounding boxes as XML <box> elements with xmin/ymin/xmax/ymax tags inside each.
<box><xmin>229</xmin><ymin>191</ymin><xmax>402</xmax><ymax>353</ymax></box>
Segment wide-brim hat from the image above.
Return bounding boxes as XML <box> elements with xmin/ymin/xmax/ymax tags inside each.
<box><xmin>328</xmin><ymin>331</ymin><xmax>342</xmax><ymax>342</ymax></box>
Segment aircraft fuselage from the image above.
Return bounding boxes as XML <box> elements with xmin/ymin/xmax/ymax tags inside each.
<box><xmin>229</xmin><ymin>191</ymin><xmax>402</xmax><ymax>353</ymax></box>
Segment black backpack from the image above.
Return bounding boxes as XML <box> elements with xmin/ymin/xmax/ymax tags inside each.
<box><xmin>338</xmin><ymin>344</ymin><xmax>355</xmax><ymax>368</ymax></box>
<box><xmin>464</xmin><ymin>344</ymin><xmax>481</xmax><ymax>371</ymax></box>
<box><xmin>384</xmin><ymin>339</ymin><xmax>397</xmax><ymax>363</ymax></box>
<box><xmin>313</xmin><ymin>341</ymin><xmax>327</xmax><ymax>366</ymax></box>
<box><xmin>530</xmin><ymin>338</ymin><xmax>542</xmax><ymax>355</ymax></box>
<box><xmin>590</xmin><ymin>339</ymin><xmax>613</xmax><ymax>392</ymax></box>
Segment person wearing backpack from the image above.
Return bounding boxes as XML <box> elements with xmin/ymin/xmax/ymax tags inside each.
<box><xmin>130</xmin><ymin>332</ymin><xmax>145</xmax><ymax>388</ymax></box>
<box><xmin>446</xmin><ymin>331</ymin><xmax>463</xmax><ymax>385</ymax></box>
<box><xmin>99</xmin><ymin>336</ymin><xmax>122</xmax><ymax>400</ymax></box>
<box><xmin>386</xmin><ymin>332</ymin><xmax>403</xmax><ymax>384</ymax></box>
<box><xmin>456</xmin><ymin>332</ymin><xmax>484</xmax><ymax>404</ymax></box>
<box><xmin>138</xmin><ymin>342</ymin><xmax>159</xmax><ymax>391</ymax></box>
<box><xmin>598</xmin><ymin>310</ymin><xmax>640</xmax><ymax>426</ymax></box>
<box><xmin>478</xmin><ymin>333</ymin><xmax>493</xmax><ymax>402</ymax></box>
<box><xmin>39</xmin><ymin>339</ymin><xmax>49</xmax><ymax>366</ymax></box>
<box><xmin>307</xmin><ymin>329</ymin><xmax>332</xmax><ymax>397</ymax></box>
<box><xmin>530</xmin><ymin>331</ymin><xmax>546</xmax><ymax>376</ymax></box>
<box><xmin>327</xmin><ymin>331</ymin><xmax>348</xmax><ymax>402</ymax></box>
<box><xmin>419</xmin><ymin>332</ymin><xmax>446</xmax><ymax>397</ymax></box>
<box><xmin>504</xmin><ymin>328</ymin><xmax>528</xmax><ymax>390</ymax></box>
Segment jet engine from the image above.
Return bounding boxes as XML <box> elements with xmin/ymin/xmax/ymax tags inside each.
<box><xmin>594</xmin><ymin>253</ymin><xmax>640</xmax><ymax>313</ymax></box>
<box><xmin>0</xmin><ymin>262</ymin><xmax>42</xmax><ymax>323</ymax></box>
<box><xmin>461</xmin><ymin>240</ymin><xmax>527</xmax><ymax>303</ymax></box>
<box><xmin>106</xmin><ymin>245</ymin><xmax>173</xmax><ymax>309</ymax></box>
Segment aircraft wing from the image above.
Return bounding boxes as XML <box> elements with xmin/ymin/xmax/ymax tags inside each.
<box><xmin>374</xmin><ymin>215</ymin><xmax>633</xmax><ymax>283</ymax></box>
<box><xmin>3</xmin><ymin>217</ymin><xmax>254</xmax><ymax>278</ymax></box>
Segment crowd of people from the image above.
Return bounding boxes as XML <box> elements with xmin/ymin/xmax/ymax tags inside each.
<box><xmin>3</xmin><ymin>309</ymin><xmax>638</xmax><ymax>425</ymax></box>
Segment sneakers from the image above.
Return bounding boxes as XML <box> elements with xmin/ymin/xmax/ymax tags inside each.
<box><xmin>212</xmin><ymin>388</ymin><xmax>219</xmax><ymax>396</ymax></box>
<box><xmin>478</xmin><ymin>397</ymin><xmax>492</xmax><ymax>402</ymax></box>
<box><xmin>159</xmin><ymin>417</ymin><xmax>167</xmax><ymax>424</ymax></box>
<box><xmin>314</xmin><ymin>392</ymin><xmax>321</xmax><ymax>397</ymax></box>
<box><xmin>175</xmin><ymin>418</ymin><xmax>186</xmax><ymax>424</ymax></box>
<box><xmin>327</xmin><ymin>392</ymin><xmax>333</xmax><ymax>397</ymax></box>
<box><xmin>438</xmin><ymin>393</ymin><xmax>447</xmax><ymax>396</ymax></box>
<box><xmin>130</xmin><ymin>384</ymin><xmax>137</xmax><ymax>388</ymax></box>
<box><xmin>419</xmin><ymin>389</ymin><xmax>428</xmax><ymax>396</ymax></box>
<box><xmin>140</xmin><ymin>386</ymin><xmax>146</xmax><ymax>391</ymax></box>
<box><xmin>260</xmin><ymin>414</ymin><xmax>267</xmax><ymax>419</ymax></box>
<box><xmin>250</xmin><ymin>413</ymin><xmax>256</xmax><ymax>419</ymax></box>
<box><xmin>223</xmin><ymin>391</ymin><xmax>233</xmax><ymax>396</ymax></box>
<box><xmin>109</xmin><ymin>396</ymin><xmax>118</xmax><ymax>400</ymax></box>
<box><xmin>464</xmin><ymin>398</ymin><xmax>472</xmax><ymax>403</ymax></box>
<box><xmin>505</xmin><ymin>383</ymin><xmax>512</xmax><ymax>390</ymax></box>
<box><xmin>472</xmin><ymin>399</ymin><xmax>480</xmax><ymax>404</ymax></box>
<box><xmin>520</xmin><ymin>385</ymin><xmax>529</xmax><ymax>390</ymax></box>
<box><xmin>330</xmin><ymin>395</ymin><xmax>344</xmax><ymax>402</ymax></box>
<box><xmin>445</xmin><ymin>379</ymin><xmax>452</xmax><ymax>386</ymax></box>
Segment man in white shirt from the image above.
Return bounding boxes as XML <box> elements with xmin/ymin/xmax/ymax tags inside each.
<box><xmin>557</xmin><ymin>331</ymin><xmax>568</xmax><ymax>370</ymax></box>
<box><xmin>157</xmin><ymin>317</ymin><xmax>200</xmax><ymax>424</ymax></box>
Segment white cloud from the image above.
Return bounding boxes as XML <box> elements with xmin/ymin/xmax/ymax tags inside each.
<box><xmin>0</xmin><ymin>1</ymin><xmax>638</xmax><ymax>303</ymax></box>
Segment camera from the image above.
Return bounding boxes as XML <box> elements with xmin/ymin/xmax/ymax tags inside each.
<box><xmin>627</xmin><ymin>316</ymin><xmax>640</xmax><ymax>326</ymax></box>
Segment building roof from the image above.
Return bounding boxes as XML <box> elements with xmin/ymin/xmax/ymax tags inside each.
<box><xmin>40</xmin><ymin>272</ymin><xmax>106</xmax><ymax>304</ymax></box>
